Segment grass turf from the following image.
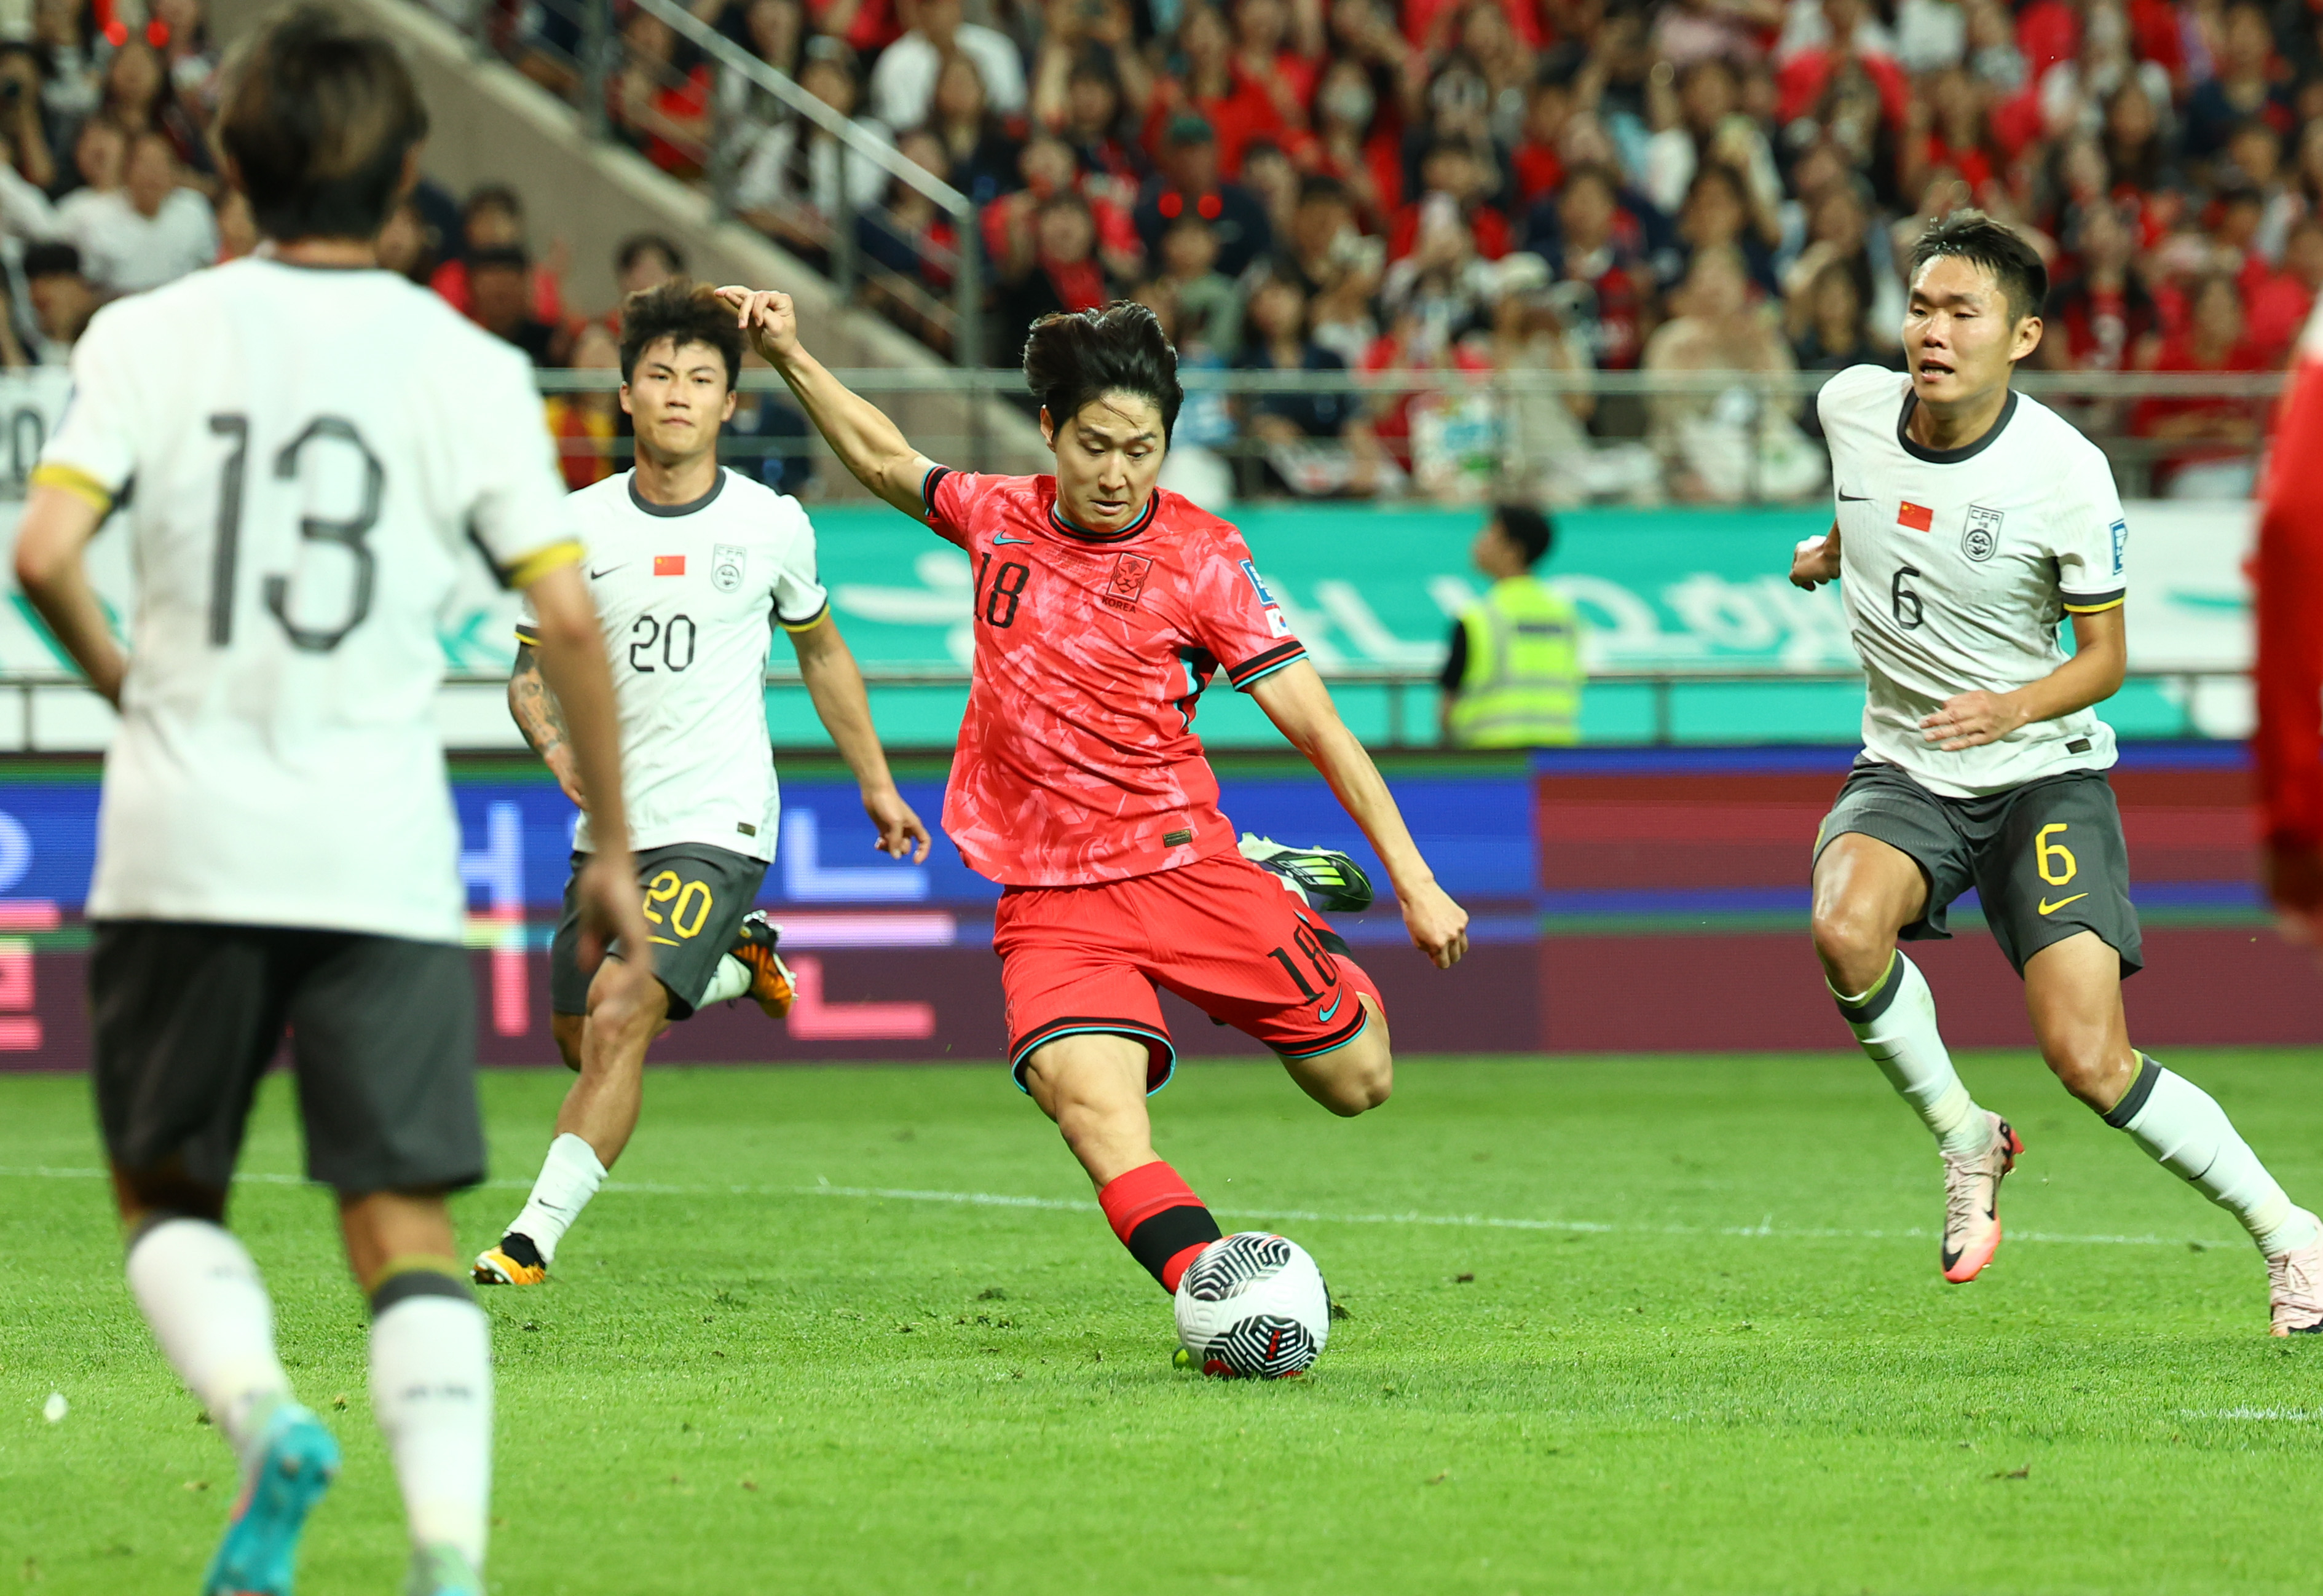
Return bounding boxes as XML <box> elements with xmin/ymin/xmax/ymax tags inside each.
<box><xmin>5</xmin><ymin>1050</ymin><xmax>2323</xmax><ymax>1595</ymax></box>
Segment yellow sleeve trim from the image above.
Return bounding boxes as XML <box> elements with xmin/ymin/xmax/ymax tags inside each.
<box><xmin>779</xmin><ymin>603</ymin><xmax>830</xmax><ymax>635</ymax></box>
<box><xmin>30</xmin><ymin>462</ymin><xmax>115</xmax><ymax>514</ymax></box>
<box><xmin>504</xmin><ymin>539</ymin><xmax>583</xmax><ymax>589</ymax></box>
<box><xmin>513</xmin><ymin>622</ymin><xmax>542</xmax><ymax>647</ymax></box>
<box><xmin>2062</xmin><ymin>596</ymin><xmax>2126</xmax><ymax>615</ymax></box>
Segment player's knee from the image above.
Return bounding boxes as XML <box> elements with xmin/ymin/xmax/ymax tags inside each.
<box><xmin>1811</xmin><ymin>905</ymin><xmax>1893</xmax><ymax>993</ymax></box>
<box><xmin>2038</xmin><ymin>1029</ymin><xmax>2124</xmax><ymax>1111</ymax></box>
<box><xmin>585</xmin><ymin>981</ymin><xmax>665</xmax><ymax>1056</ymax></box>
<box><xmin>550</xmin><ymin>1013</ymin><xmax>586</xmax><ymax>1072</ymax></box>
<box><xmin>1309</xmin><ymin>1040</ymin><xmax>1392</xmax><ymax>1117</ymax></box>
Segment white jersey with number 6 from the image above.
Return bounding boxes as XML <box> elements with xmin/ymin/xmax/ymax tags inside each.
<box><xmin>37</xmin><ymin>256</ymin><xmax>580</xmax><ymax>943</ymax></box>
<box><xmin>516</xmin><ymin>468</ymin><xmax>829</xmax><ymax>861</ymax></box>
<box><xmin>1818</xmin><ymin>363</ymin><xmax>2129</xmax><ymax>798</ymax></box>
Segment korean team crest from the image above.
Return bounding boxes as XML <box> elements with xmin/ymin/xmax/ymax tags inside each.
<box><xmin>1103</xmin><ymin>552</ymin><xmax>1153</xmax><ymax>611</ymax></box>
<box><xmin>711</xmin><ymin>543</ymin><xmax>746</xmax><ymax>594</ymax></box>
<box><xmin>1962</xmin><ymin>505</ymin><xmax>2004</xmax><ymax>563</ymax></box>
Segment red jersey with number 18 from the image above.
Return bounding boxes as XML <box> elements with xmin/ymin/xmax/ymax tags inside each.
<box><xmin>922</xmin><ymin>468</ymin><xmax>1306</xmax><ymax>887</ymax></box>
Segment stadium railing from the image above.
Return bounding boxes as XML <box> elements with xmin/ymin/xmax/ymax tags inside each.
<box><xmin>528</xmin><ymin>367</ymin><xmax>2287</xmax><ymax>505</ymax></box>
<box><xmin>0</xmin><ymin>666</ymin><xmax>2251</xmax><ymax>755</ymax></box>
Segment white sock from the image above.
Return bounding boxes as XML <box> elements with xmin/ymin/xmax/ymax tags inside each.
<box><xmin>507</xmin><ymin>1132</ymin><xmax>607</xmax><ymax>1264</ymax></box>
<box><xmin>125</xmin><ymin>1218</ymin><xmax>293</xmax><ymax>1468</ymax></box>
<box><xmin>1832</xmin><ymin>951</ymin><xmax>1988</xmax><ymax>1158</ymax></box>
<box><xmin>2107</xmin><ymin>1055</ymin><xmax>2320</xmax><ymax>1257</ymax></box>
<box><xmin>701</xmin><ymin>953</ymin><xmax>751</xmax><ymax>1005</ymax></box>
<box><xmin>370</xmin><ymin>1282</ymin><xmax>492</xmax><ymax>1573</ymax></box>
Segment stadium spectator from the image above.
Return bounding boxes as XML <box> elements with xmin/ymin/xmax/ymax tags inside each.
<box><xmin>2134</xmin><ymin>271</ymin><xmax>2273</xmax><ymax>496</ymax></box>
<box><xmin>66</xmin><ymin>128</ymin><xmax>214</xmax><ymax>293</ymax></box>
<box><xmin>2184</xmin><ymin>2</ymin><xmax>2290</xmax><ymax>164</ymax></box>
<box><xmin>926</xmin><ymin>50</ymin><xmax>1023</xmax><ymax>206</ymax></box>
<box><xmin>1526</xmin><ymin>163</ymin><xmax>1652</xmax><ymax>369</ymax></box>
<box><xmin>615</xmin><ymin>232</ymin><xmax>687</xmax><ymax>301</ymax></box>
<box><xmin>98</xmin><ymin>37</ymin><xmax>211</xmax><ymax>180</ymax></box>
<box><xmin>1309</xmin><ymin>53</ymin><xmax>1400</xmax><ymax>230</ymax></box>
<box><xmin>430</xmin><ymin>184</ymin><xmax>566</xmax><ymax>326</ymax></box>
<box><xmin>1789</xmin><ymin>257</ymin><xmax>1896</xmax><ymax>375</ymax></box>
<box><xmin>992</xmin><ymin>189</ymin><xmax>1118</xmax><ymax>365</ymax></box>
<box><xmin>859</xmin><ymin>128</ymin><xmax>961</xmax><ymax>350</ymax></box>
<box><xmin>2040</xmin><ymin>200</ymin><xmax>2163</xmax><ymax>371</ymax></box>
<box><xmin>611</xmin><ymin>7</ymin><xmax>712</xmax><ymax>176</ymax></box>
<box><xmin>870</xmin><ymin>0</ymin><xmax>1027</xmax><ymax>130</ymax></box>
<box><xmin>1389</xmin><ymin>138</ymin><xmax>1514</xmax><ymax>262</ymax></box>
<box><xmin>1156</xmin><ymin>213</ymin><xmax>1242</xmax><ymax>355</ymax></box>
<box><xmin>721</xmin><ymin>0</ymin><xmax>808</xmax><ymax>110</ymax></box>
<box><xmin>1646</xmin><ymin>246</ymin><xmax>1821</xmax><ymax>501</ymax></box>
<box><xmin>1044</xmin><ymin>50</ymin><xmax>1151</xmax><ymax>191</ymax></box>
<box><xmin>1234</xmin><ymin>257</ymin><xmax>1388</xmax><ymax>497</ymax></box>
<box><xmin>1239</xmin><ymin>136</ymin><xmax>1302</xmax><ymax>246</ymax></box>
<box><xmin>543</xmin><ymin>320</ymin><xmax>624</xmax><ymax>489</ymax></box>
<box><xmin>736</xmin><ymin>41</ymin><xmax>892</xmax><ymax>269</ymax></box>
<box><xmin>19</xmin><ymin>239</ymin><xmax>90</xmax><ymax>363</ymax></box>
<box><xmin>1439</xmin><ymin>504</ymin><xmax>1584</xmax><ymax>748</ymax></box>
<box><xmin>1134</xmin><ymin>117</ymin><xmax>1272</xmax><ymax>275</ymax></box>
<box><xmin>0</xmin><ymin>45</ymin><xmax>58</xmax><ymax>195</ymax></box>
<box><xmin>31</xmin><ymin>0</ymin><xmax>101</xmax><ymax>136</ymax></box>
<box><xmin>375</xmin><ymin>194</ymin><xmax>441</xmax><ymax>285</ymax></box>
<box><xmin>469</xmin><ymin>245</ymin><xmax>561</xmax><ymax>366</ymax></box>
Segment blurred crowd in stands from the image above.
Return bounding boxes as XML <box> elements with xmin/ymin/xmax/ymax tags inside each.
<box><xmin>473</xmin><ymin>0</ymin><xmax>2315</xmax><ymax>497</ymax></box>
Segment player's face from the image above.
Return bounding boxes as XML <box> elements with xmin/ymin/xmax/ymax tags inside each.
<box><xmin>1901</xmin><ymin>255</ymin><xmax>2043</xmax><ymax>409</ymax></box>
<box><xmin>620</xmin><ymin>337</ymin><xmax>738</xmax><ymax>465</ymax></box>
<box><xmin>1043</xmin><ymin>391</ymin><xmax>1166</xmax><ymax>532</ymax></box>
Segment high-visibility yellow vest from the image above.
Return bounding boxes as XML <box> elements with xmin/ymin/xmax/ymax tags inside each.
<box><xmin>1448</xmin><ymin>574</ymin><xmax>1584</xmax><ymax>748</ymax></box>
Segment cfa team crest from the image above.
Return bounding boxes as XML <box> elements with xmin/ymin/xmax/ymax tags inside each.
<box><xmin>1962</xmin><ymin>505</ymin><xmax>2004</xmax><ymax>563</ymax></box>
<box><xmin>711</xmin><ymin>543</ymin><xmax>746</xmax><ymax>594</ymax></box>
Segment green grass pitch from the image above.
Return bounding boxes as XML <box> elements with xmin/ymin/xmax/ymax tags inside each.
<box><xmin>6</xmin><ymin>1050</ymin><xmax>2323</xmax><ymax>1595</ymax></box>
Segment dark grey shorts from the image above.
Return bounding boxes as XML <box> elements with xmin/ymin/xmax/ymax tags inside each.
<box><xmin>90</xmin><ymin>922</ymin><xmax>484</xmax><ymax>1195</ymax></box>
<box><xmin>550</xmin><ymin>843</ymin><xmax>767</xmax><ymax>1021</ymax></box>
<box><xmin>1813</xmin><ymin>762</ymin><xmax>2144</xmax><ymax>977</ymax></box>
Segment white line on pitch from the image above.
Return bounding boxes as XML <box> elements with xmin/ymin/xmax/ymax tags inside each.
<box><xmin>0</xmin><ymin>1165</ymin><xmax>2222</xmax><ymax>1249</ymax></box>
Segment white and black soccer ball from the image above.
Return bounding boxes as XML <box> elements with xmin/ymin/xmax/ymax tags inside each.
<box><xmin>1173</xmin><ymin>1232</ymin><xmax>1331</xmax><ymax>1379</ymax></box>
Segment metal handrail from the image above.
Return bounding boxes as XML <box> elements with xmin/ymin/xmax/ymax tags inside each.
<box><xmin>0</xmin><ymin>667</ymin><xmax>2251</xmax><ymax>752</ymax></box>
<box><xmin>524</xmin><ymin>367</ymin><xmax>2293</xmax><ymax>398</ymax></box>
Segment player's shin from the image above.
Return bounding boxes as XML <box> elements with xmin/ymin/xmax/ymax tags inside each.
<box><xmin>2105</xmin><ymin>1053</ymin><xmax>2321</xmax><ymax>1256</ymax></box>
<box><xmin>369</xmin><ymin>1266</ymin><xmax>492</xmax><ymax>1580</ymax></box>
<box><xmin>1832</xmin><ymin>950</ymin><xmax>1988</xmax><ymax>1158</ymax></box>
<box><xmin>125</xmin><ymin>1216</ymin><xmax>294</xmax><ymax>1466</ymax></box>
<box><xmin>502</xmin><ymin>1131</ymin><xmax>607</xmax><ymax>1268</ymax></box>
<box><xmin>1098</xmin><ymin>1162</ymin><xmax>1223</xmax><ymax>1292</ymax></box>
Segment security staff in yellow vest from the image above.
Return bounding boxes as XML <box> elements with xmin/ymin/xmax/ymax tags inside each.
<box><xmin>1438</xmin><ymin>504</ymin><xmax>1584</xmax><ymax>747</ymax></box>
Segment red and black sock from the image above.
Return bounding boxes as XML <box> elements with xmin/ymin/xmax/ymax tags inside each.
<box><xmin>1097</xmin><ymin>1160</ymin><xmax>1221</xmax><ymax>1293</ymax></box>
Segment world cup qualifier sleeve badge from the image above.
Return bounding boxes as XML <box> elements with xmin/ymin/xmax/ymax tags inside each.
<box><xmin>1962</xmin><ymin>505</ymin><xmax>2003</xmax><ymax>563</ymax></box>
<box><xmin>712</xmin><ymin>543</ymin><xmax>746</xmax><ymax>594</ymax></box>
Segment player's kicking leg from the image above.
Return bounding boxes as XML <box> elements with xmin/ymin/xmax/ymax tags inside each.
<box><xmin>1019</xmin><ymin>1033</ymin><xmax>1225</xmax><ymax>1294</ymax></box>
<box><xmin>2024</xmin><ymin>932</ymin><xmax>2323</xmax><ymax>1334</ymax></box>
<box><xmin>1813</xmin><ymin>833</ymin><xmax>2020</xmax><ymax>1283</ymax></box>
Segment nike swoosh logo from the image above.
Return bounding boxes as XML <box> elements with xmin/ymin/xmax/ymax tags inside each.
<box><xmin>1837</xmin><ymin>492</ymin><xmax>1871</xmax><ymax>502</ymax></box>
<box><xmin>588</xmin><ymin>564</ymin><xmax>628</xmax><ymax>580</ymax></box>
<box><xmin>1316</xmin><ymin>991</ymin><xmax>1344</xmax><ymax>1024</ymax></box>
<box><xmin>2037</xmin><ymin>893</ymin><xmax>2089</xmax><ymax>916</ymax></box>
<box><xmin>992</xmin><ymin>534</ymin><xmax>1033</xmax><ymax>545</ymax></box>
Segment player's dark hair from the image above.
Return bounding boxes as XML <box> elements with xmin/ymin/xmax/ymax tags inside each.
<box><xmin>1022</xmin><ymin>299</ymin><xmax>1184</xmax><ymax>446</ymax></box>
<box><xmin>1908</xmin><ymin>209</ymin><xmax>2048</xmax><ymax>324</ymax></box>
<box><xmin>218</xmin><ymin>6</ymin><xmax>428</xmax><ymax>244</ymax></box>
<box><xmin>618</xmin><ymin>279</ymin><xmax>743</xmax><ymax>388</ymax></box>
<box><xmin>1494</xmin><ymin>503</ymin><xmax>1553</xmax><ymax>567</ymax></box>
<box><xmin>22</xmin><ymin>240</ymin><xmax>81</xmax><ymax>280</ymax></box>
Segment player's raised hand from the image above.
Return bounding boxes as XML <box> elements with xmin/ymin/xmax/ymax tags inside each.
<box><xmin>570</xmin><ymin>849</ymin><xmax>655</xmax><ymax>991</ymax></box>
<box><xmin>716</xmin><ymin>285</ymin><xmax>799</xmax><ymax>363</ymax></box>
<box><xmin>1400</xmin><ymin>879</ymin><xmax>1470</xmax><ymax>969</ymax></box>
<box><xmin>1790</xmin><ymin>527</ymin><xmax>1842</xmax><ymax>589</ymax></box>
<box><xmin>1922</xmin><ymin>689</ymin><xmax>2030</xmax><ymax>751</ymax></box>
<box><xmin>864</xmin><ymin>784</ymin><xmax>933</xmax><ymax>863</ymax></box>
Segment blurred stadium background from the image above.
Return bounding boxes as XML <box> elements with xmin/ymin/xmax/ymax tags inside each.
<box><xmin>0</xmin><ymin>0</ymin><xmax>2300</xmax><ymax>1072</ymax></box>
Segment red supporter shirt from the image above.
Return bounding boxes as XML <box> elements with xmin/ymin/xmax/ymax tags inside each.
<box><xmin>922</xmin><ymin>469</ymin><xmax>1309</xmax><ymax>887</ymax></box>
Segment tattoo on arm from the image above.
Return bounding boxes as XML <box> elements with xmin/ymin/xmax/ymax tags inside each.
<box><xmin>508</xmin><ymin>642</ymin><xmax>572</xmax><ymax>763</ymax></box>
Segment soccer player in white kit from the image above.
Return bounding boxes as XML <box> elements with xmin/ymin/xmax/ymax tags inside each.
<box><xmin>472</xmin><ymin>282</ymin><xmax>930</xmax><ymax>1287</ymax></box>
<box><xmin>9</xmin><ymin>13</ymin><xmax>652</xmax><ymax>1595</ymax></box>
<box><xmin>1794</xmin><ymin>211</ymin><xmax>2323</xmax><ymax>1332</ymax></box>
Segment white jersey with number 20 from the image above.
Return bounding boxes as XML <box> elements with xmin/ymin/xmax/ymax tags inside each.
<box><xmin>1818</xmin><ymin>363</ymin><xmax>2129</xmax><ymax>799</ymax></box>
<box><xmin>39</xmin><ymin>257</ymin><xmax>580</xmax><ymax>944</ymax></box>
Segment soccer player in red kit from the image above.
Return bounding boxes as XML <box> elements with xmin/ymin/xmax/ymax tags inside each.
<box><xmin>2256</xmin><ymin>310</ymin><xmax>2323</xmax><ymax>940</ymax></box>
<box><xmin>718</xmin><ymin>285</ymin><xmax>1470</xmax><ymax>1301</ymax></box>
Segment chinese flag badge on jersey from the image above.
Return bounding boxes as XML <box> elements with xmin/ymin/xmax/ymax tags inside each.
<box><xmin>653</xmin><ymin>555</ymin><xmax>686</xmax><ymax>576</ymax></box>
<box><xmin>1898</xmin><ymin>501</ymin><xmax>1935</xmax><ymax>532</ymax></box>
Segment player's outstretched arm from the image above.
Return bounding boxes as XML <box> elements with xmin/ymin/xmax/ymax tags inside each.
<box><xmin>1250</xmin><ymin>659</ymin><xmax>1470</xmax><ymax>969</ymax></box>
<box><xmin>1922</xmin><ymin>602</ymin><xmax>2128</xmax><ymax>751</ymax></box>
<box><xmin>508</xmin><ymin>643</ymin><xmax>587</xmax><ymax>809</ymax></box>
<box><xmin>716</xmin><ymin>285</ymin><xmax>936</xmax><ymax>518</ymax></box>
<box><xmin>786</xmin><ymin>613</ymin><xmax>933</xmax><ymax>862</ymax></box>
<box><xmin>14</xmin><ymin>484</ymin><xmax>125</xmax><ymax>705</ymax></box>
<box><xmin>524</xmin><ymin>562</ymin><xmax>655</xmax><ymax>981</ymax></box>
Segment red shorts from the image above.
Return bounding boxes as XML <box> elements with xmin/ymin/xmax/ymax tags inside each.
<box><xmin>994</xmin><ymin>851</ymin><xmax>1383</xmax><ymax>1093</ymax></box>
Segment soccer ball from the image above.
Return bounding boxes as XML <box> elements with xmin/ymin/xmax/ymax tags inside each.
<box><xmin>1173</xmin><ymin>1232</ymin><xmax>1331</xmax><ymax>1379</ymax></box>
